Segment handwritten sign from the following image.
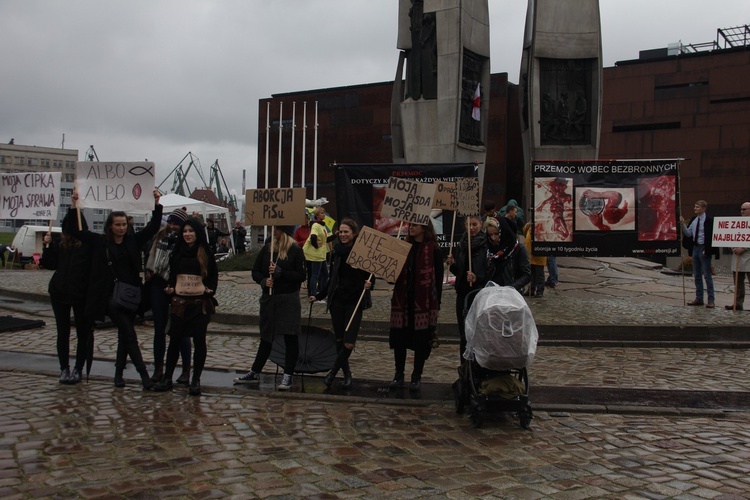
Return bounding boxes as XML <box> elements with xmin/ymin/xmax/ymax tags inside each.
<box><xmin>432</xmin><ymin>181</ymin><xmax>457</xmax><ymax>210</ymax></box>
<box><xmin>245</xmin><ymin>187</ymin><xmax>307</xmax><ymax>226</ymax></box>
<box><xmin>0</xmin><ymin>172</ymin><xmax>61</xmax><ymax>219</ymax></box>
<box><xmin>77</xmin><ymin>162</ymin><xmax>155</xmax><ymax>211</ymax></box>
<box><xmin>456</xmin><ymin>177</ymin><xmax>480</xmax><ymax>216</ymax></box>
<box><xmin>712</xmin><ymin>217</ymin><xmax>750</xmax><ymax>248</ymax></box>
<box><xmin>175</xmin><ymin>274</ymin><xmax>206</xmax><ymax>296</ymax></box>
<box><xmin>380</xmin><ymin>177</ymin><xmax>437</xmax><ymax>225</ymax></box>
<box><xmin>346</xmin><ymin>225</ymin><xmax>412</xmax><ymax>284</ymax></box>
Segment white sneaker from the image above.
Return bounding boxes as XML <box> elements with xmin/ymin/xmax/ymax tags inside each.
<box><xmin>234</xmin><ymin>372</ymin><xmax>260</xmax><ymax>384</ymax></box>
<box><xmin>277</xmin><ymin>374</ymin><xmax>293</xmax><ymax>391</ymax></box>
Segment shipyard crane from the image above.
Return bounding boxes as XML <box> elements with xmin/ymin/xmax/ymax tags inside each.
<box><xmin>208</xmin><ymin>159</ymin><xmax>238</xmax><ymax>212</ymax></box>
<box><xmin>156</xmin><ymin>152</ymin><xmax>208</xmax><ymax>196</ymax></box>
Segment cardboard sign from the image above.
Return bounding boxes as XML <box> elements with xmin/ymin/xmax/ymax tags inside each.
<box><xmin>380</xmin><ymin>177</ymin><xmax>437</xmax><ymax>225</ymax></box>
<box><xmin>77</xmin><ymin>162</ymin><xmax>156</xmax><ymax>211</ymax></box>
<box><xmin>432</xmin><ymin>181</ymin><xmax>457</xmax><ymax>210</ymax></box>
<box><xmin>0</xmin><ymin>172</ymin><xmax>61</xmax><ymax>219</ymax></box>
<box><xmin>346</xmin><ymin>225</ymin><xmax>412</xmax><ymax>284</ymax></box>
<box><xmin>245</xmin><ymin>187</ymin><xmax>307</xmax><ymax>226</ymax></box>
<box><xmin>712</xmin><ymin>217</ymin><xmax>750</xmax><ymax>248</ymax></box>
<box><xmin>455</xmin><ymin>177</ymin><xmax>480</xmax><ymax>216</ymax></box>
<box><xmin>175</xmin><ymin>274</ymin><xmax>206</xmax><ymax>296</ymax></box>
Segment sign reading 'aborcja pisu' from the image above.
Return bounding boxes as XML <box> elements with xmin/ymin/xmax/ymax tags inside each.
<box><xmin>244</xmin><ymin>187</ymin><xmax>307</xmax><ymax>227</ymax></box>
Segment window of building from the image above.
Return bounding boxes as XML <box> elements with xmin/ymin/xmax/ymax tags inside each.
<box><xmin>93</xmin><ymin>221</ymin><xmax>104</xmax><ymax>231</ymax></box>
<box><xmin>15</xmin><ymin>157</ymin><xmax>24</xmax><ymax>165</ymax></box>
<box><xmin>0</xmin><ymin>156</ymin><xmax>6</xmax><ymax>164</ymax></box>
<box><xmin>42</xmin><ymin>159</ymin><xmax>50</xmax><ymax>168</ymax></box>
<box><xmin>65</xmin><ymin>161</ymin><xmax>75</xmax><ymax>169</ymax></box>
<box><xmin>64</xmin><ymin>173</ymin><xmax>75</xmax><ymax>182</ymax></box>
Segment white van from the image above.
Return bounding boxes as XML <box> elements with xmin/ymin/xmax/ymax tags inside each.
<box><xmin>11</xmin><ymin>225</ymin><xmax>62</xmax><ymax>265</ymax></box>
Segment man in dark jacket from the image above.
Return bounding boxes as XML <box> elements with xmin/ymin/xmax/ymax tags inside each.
<box><xmin>232</xmin><ymin>221</ymin><xmax>247</xmax><ymax>254</ymax></box>
<box><xmin>206</xmin><ymin>218</ymin><xmax>228</xmax><ymax>253</ymax></box>
<box><xmin>680</xmin><ymin>200</ymin><xmax>720</xmax><ymax>308</ymax></box>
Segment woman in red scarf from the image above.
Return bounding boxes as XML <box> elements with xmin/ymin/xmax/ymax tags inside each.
<box><xmin>389</xmin><ymin>220</ymin><xmax>443</xmax><ymax>392</ymax></box>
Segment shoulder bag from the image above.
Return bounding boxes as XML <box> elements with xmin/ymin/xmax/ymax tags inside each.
<box><xmin>107</xmin><ymin>246</ymin><xmax>142</xmax><ymax>311</ymax></box>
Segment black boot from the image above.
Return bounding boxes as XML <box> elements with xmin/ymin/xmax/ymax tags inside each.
<box><xmin>176</xmin><ymin>362</ymin><xmax>191</xmax><ymax>385</ymax></box>
<box><xmin>150</xmin><ymin>363</ymin><xmax>164</xmax><ymax>383</ymax></box>
<box><xmin>152</xmin><ymin>376</ymin><xmax>173</xmax><ymax>392</ymax></box>
<box><xmin>342</xmin><ymin>368</ymin><xmax>353</xmax><ymax>389</ymax></box>
<box><xmin>389</xmin><ymin>372</ymin><xmax>404</xmax><ymax>390</ymax></box>
<box><xmin>189</xmin><ymin>377</ymin><xmax>201</xmax><ymax>396</ymax></box>
<box><xmin>323</xmin><ymin>370</ymin><xmax>336</xmax><ymax>388</ymax></box>
<box><xmin>137</xmin><ymin>365</ymin><xmax>154</xmax><ymax>390</ymax></box>
<box><xmin>114</xmin><ymin>365</ymin><xmax>126</xmax><ymax>388</ymax></box>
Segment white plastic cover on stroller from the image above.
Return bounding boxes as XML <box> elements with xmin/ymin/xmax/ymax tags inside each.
<box><xmin>463</xmin><ymin>282</ymin><xmax>538</xmax><ymax>370</ymax></box>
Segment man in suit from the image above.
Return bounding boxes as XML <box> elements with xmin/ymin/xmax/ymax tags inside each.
<box><xmin>680</xmin><ymin>200</ymin><xmax>720</xmax><ymax>308</ymax></box>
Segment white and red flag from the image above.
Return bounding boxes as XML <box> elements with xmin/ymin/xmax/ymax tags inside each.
<box><xmin>471</xmin><ymin>83</ymin><xmax>481</xmax><ymax>121</ymax></box>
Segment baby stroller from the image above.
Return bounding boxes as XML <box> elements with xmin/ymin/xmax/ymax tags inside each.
<box><xmin>453</xmin><ymin>282</ymin><xmax>537</xmax><ymax>429</ymax></box>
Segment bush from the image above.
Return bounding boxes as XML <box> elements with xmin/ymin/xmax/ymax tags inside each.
<box><xmin>216</xmin><ymin>250</ymin><xmax>257</xmax><ymax>272</ymax></box>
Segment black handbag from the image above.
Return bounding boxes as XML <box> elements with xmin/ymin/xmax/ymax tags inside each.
<box><xmin>107</xmin><ymin>247</ymin><xmax>142</xmax><ymax>312</ymax></box>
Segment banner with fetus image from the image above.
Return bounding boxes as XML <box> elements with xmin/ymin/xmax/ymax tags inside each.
<box><xmin>531</xmin><ymin>160</ymin><xmax>680</xmax><ymax>257</ymax></box>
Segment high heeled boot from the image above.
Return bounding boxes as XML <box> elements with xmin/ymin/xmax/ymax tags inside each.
<box><xmin>176</xmin><ymin>361</ymin><xmax>191</xmax><ymax>385</ymax></box>
<box><xmin>114</xmin><ymin>366</ymin><xmax>126</xmax><ymax>388</ymax></box>
<box><xmin>150</xmin><ymin>363</ymin><xmax>164</xmax><ymax>383</ymax></box>
<box><xmin>137</xmin><ymin>365</ymin><xmax>154</xmax><ymax>390</ymax></box>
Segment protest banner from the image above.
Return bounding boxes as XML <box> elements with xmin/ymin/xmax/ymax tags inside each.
<box><xmin>712</xmin><ymin>217</ymin><xmax>750</xmax><ymax>248</ymax></box>
<box><xmin>531</xmin><ymin>159</ymin><xmax>680</xmax><ymax>257</ymax></box>
<box><xmin>175</xmin><ymin>274</ymin><xmax>206</xmax><ymax>296</ymax></box>
<box><xmin>380</xmin><ymin>177</ymin><xmax>437</xmax><ymax>226</ymax></box>
<box><xmin>245</xmin><ymin>187</ymin><xmax>307</xmax><ymax>226</ymax></box>
<box><xmin>0</xmin><ymin>172</ymin><xmax>61</xmax><ymax>220</ymax></box>
<box><xmin>346</xmin><ymin>225</ymin><xmax>412</xmax><ymax>284</ymax></box>
<box><xmin>76</xmin><ymin>162</ymin><xmax>156</xmax><ymax>211</ymax></box>
<box><xmin>432</xmin><ymin>181</ymin><xmax>458</xmax><ymax>211</ymax></box>
<box><xmin>455</xmin><ymin>177</ymin><xmax>480</xmax><ymax>216</ymax></box>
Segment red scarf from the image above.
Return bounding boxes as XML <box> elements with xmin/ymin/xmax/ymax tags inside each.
<box><xmin>390</xmin><ymin>241</ymin><xmax>440</xmax><ymax>331</ymax></box>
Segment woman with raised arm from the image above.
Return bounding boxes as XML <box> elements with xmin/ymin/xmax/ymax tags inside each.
<box><xmin>71</xmin><ymin>189</ymin><xmax>163</xmax><ymax>389</ymax></box>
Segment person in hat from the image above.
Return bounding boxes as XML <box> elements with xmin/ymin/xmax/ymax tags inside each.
<box><xmin>40</xmin><ymin>197</ymin><xmax>94</xmax><ymax>385</ymax></box>
<box><xmin>234</xmin><ymin>225</ymin><xmax>305</xmax><ymax>391</ymax></box>
<box><xmin>144</xmin><ymin>208</ymin><xmax>192</xmax><ymax>384</ymax></box>
<box><xmin>153</xmin><ymin>217</ymin><xmax>219</xmax><ymax>396</ymax></box>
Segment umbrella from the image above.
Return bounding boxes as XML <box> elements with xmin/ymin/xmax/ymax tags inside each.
<box><xmin>270</xmin><ymin>325</ymin><xmax>337</xmax><ymax>374</ymax></box>
<box><xmin>85</xmin><ymin>325</ymin><xmax>95</xmax><ymax>381</ymax></box>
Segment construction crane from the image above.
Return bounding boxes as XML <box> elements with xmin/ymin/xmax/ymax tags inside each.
<box><xmin>208</xmin><ymin>159</ymin><xmax>238</xmax><ymax>211</ymax></box>
<box><xmin>84</xmin><ymin>145</ymin><xmax>99</xmax><ymax>162</ymax></box>
<box><xmin>157</xmin><ymin>152</ymin><xmax>208</xmax><ymax>196</ymax></box>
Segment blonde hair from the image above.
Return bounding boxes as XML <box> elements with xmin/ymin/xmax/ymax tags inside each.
<box><xmin>273</xmin><ymin>230</ymin><xmax>293</xmax><ymax>261</ymax></box>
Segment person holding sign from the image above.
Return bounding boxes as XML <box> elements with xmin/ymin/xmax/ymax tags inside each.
<box><xmin>389</xmin><ymin>220</ymin><xmax>443</xmax><ymax>392</ymax></box>
<box><xmin>446</xmin><ymin>215</ymin><xmax>489</xmax><ymax>362</ymax></box>
<box><xmin>310</xmin><ymin>219</ymin><xmax>373</xmax><ymax>390</ymax></box>
<box><xmin>71</xmin><ymin>189</ymin><xmax>163</xmax><ymax>390</ymax></box>
<box><xmin>234</xmin><ymin>226</ymin><xmax>306</xmax><ymax>391</ymax></box>
<box><xmin>144</xmin><ymin>208</ymin><xmax>192</xmax><ymax>384</ymax></box>
<box><xmin>153</xmin><ymin>218</ymin><xmax>219</xmax><ymax>396</ymax></box>
<box><xmin>725</xmin><ymin>202</ymin><xmax>750</xmax><ymax>311</ymax></box>
<box><xmin>40</xmin><ymin>205</ymin><xmax>94</xmax><ymax>385</ymax></box>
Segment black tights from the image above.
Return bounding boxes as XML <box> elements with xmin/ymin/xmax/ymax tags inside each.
<box><xmin>164</xmin><ymin>331</ymin><xmax>206</xmax><ymax>383</ymax></box>
<box><xmin>252</xmin><ymin>335</ymin><xmax>299</xmax><ymax>376</ymax></box>
<box><xmin>393</xmin><ymin>345</ymin><xmax>430</xmax><ymax>382</ymax></box>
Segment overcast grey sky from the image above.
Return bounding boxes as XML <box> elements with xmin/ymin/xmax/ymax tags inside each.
<box><xmin>1</xmin><ymin>1</ymin><xmax>747</xmax><ymax>201</ymax></box>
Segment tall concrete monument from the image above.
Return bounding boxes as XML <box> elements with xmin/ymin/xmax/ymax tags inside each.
<box><xmin>519</xmin><ymin>0</ymin><xmax>603</xmax><ymax>201</ymax></box>
<box><xmin>392</xmin><ymin>0</ymin><xmax>490</xmax><ymax>181</ymax></box>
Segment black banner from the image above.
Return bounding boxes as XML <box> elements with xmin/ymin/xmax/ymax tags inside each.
<box><xmin>334</xmin><ymin>163</ymin><xmax>477</xmax><ymax>251</ymax></box>
<box><xmin>532</xmin><ymin>160</ymin><xmax>680</xmax><ymax>257</ymax></box>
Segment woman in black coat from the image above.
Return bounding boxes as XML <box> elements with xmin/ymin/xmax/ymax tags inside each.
<box><xmin>310</xmin><ymin>218</ymin><xmax>373</xmax><ymax>390</ymax></box>
<box><xmin>234</xmin><ymin>226</ymin><xmax>306</xmax><ymax>391</ymax></box>
<box><xmin>153</xmin><ymin>218</ymin><xmax>218</xmax><ymax>396</ymax></box>
<box><xmin>71</xmin><ymin>189</ymin><xmax>163</xmax><ymax>389</ymax></box>
<box><xmin>41</xmin><ymin>205</ymin><xmax>94</xmax><ymax>385</ymax></box>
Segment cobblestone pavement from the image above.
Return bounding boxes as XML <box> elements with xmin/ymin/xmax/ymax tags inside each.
<box><xmin>2</xmin><ymin>256</ymin><xmax>750</xmax><ymax>332</ymax></box>
<box><xmin>1</xmin><ymin>371</ymin><xmax>749</xmax><ymax>498</ymax></box>
<box><xmin>2</xmin><ymin>259</ymin><xmax>750</xmax><ymax>497</ymax></box>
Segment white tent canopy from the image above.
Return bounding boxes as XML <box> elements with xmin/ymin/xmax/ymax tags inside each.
<box><xmin>130</xmin><ymin>193</ymin><xmax>235</xmax><ymax>253</ymax></box>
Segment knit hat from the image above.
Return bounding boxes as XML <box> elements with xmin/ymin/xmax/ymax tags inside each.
<box><xmin>278</xmin><ymin>225</ymin><xmax>295</xmax><ymax>237</ymax></box>
<box><xmin>167</xmin><ymin>208</ymin><xmax>189</xmax><ymax>225</ymax></box>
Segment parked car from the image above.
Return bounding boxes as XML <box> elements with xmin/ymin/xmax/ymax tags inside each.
<box><xmin>11</xmin><ymin>225</ymin><xmax>62</xmax><ymax>265</ymax></box>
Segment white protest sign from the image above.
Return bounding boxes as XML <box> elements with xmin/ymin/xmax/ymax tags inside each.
<box><xmin>76</xmin><ymin>162</ymin><xmax>156</xmax><ymax>211</ymax></box>
<box><xmin>0</xmin><ymin>172</ymin><xmax>61</xmax><ymax>220</ymax></box>
<box><xmin>712</xmin><ymin>217</ymin><xmax>750</xmax><ymax>248</ymax></box>
<box><xmin>455</xmin><ymin>177</ymin><xmax>480</xmax><ymax>216</ymax></box>
<box><xmin>346</xmin><ymin>225</ymin><xmax>412</xmax><ymax>284</ymax></box>
<box><xmin>380</xmin><ymin>177</ymin><xmax>437</xmax><ymax>225</ymax></box>
<box><xmin>175</xmin><ymin>274</ymin><xmax>206</xmax><ymax>296</ymax></box>
<box><xmin>245</xmin><ymin>187</ymin><xmax>307</xmax><ymax>226</ymax></box>
<box><xmin>432</xmin><ymin>181</ymin><xmax>458</xmax><ymax>211</ymax></box>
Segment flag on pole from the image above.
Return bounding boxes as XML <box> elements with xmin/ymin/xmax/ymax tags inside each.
<box><xmin>471</xmin><ymin>83</ymin><xmax>481</xmax><ymax>121</ymax></box>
